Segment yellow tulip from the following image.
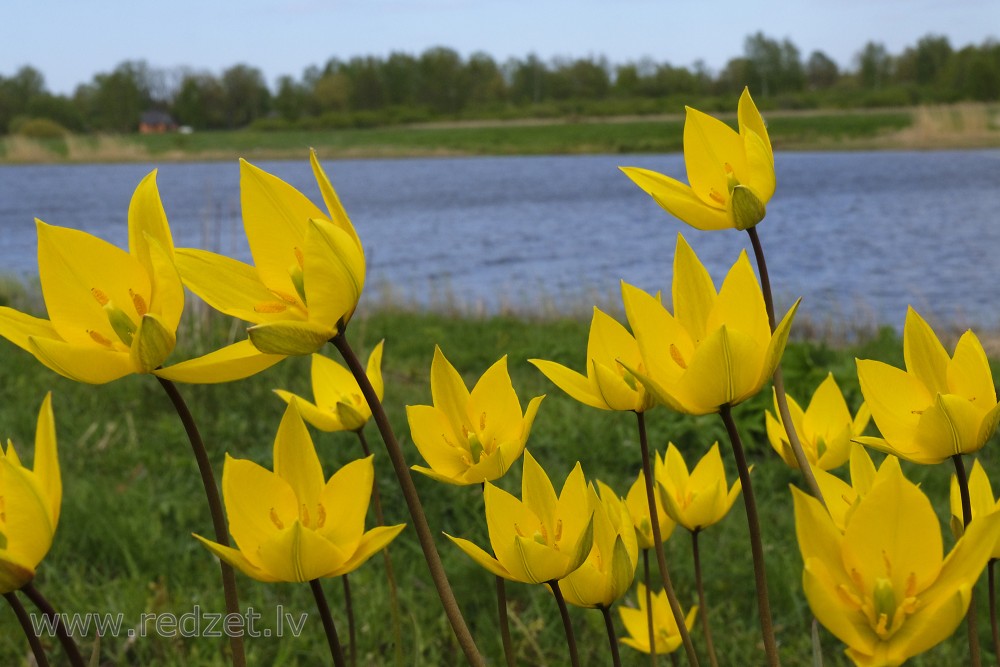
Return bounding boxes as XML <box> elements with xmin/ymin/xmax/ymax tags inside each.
<box><xmin>274</xmin><ymin>342</ymin><xmax>384</xmax><ymax>432</ymax></box>
<box><xmin>621</xmin><ymin>87</ymin><xmax>774</xmax><ymax>231</ymax></box>
<box><xmin>949</xmin><ymin>460</ymin><xmax>1000</xmax><ymax>557</ymax></box>
<box><xmin>624</xmin><ymin>456</ymin><xmax>676</xmax><ymax>549</ymax></box>
<box><xmin>560</xmin><ymin>481</ymin><xmax>639</xmax><ymax>608</ymax></box>
<box><xmin>793</xmin><ymin>462</ymin><xmax>1000</xmax><ymax>667</ymax></box>
<box><xmin>619</xmin><ymin>582</ymin><xmax>698</xmax><ymax>655</ymax></box>
<box><xmin>446</xmin><ymin>450</ymin><xmax>594</xmax><ymax>584</ymax></box>
<box><xmin>655</xmin><ymin>443</ymin><xmax>742</xmax><ymax>533</ymax></box>
<box><xmin>0</xmin><ymin>393</ymin><xmax>60</xmax><ymax>593</ymax></box>
<box><xmin>622</xmin><ymin>234</ymin><xmax>797</xmax><ymax>415</ymax></box>
<box><xmin>194</xmin><ymin>401</ymin><xmax>405</xmax><ymax>583</ymax></box>
<box><xmin>176</xmin><ymin>150</ymin><xmax>365</xmax><ymax>356</ymax></box>
<box><xmin>856</xmin><ymin>307</ymin><xmax>1000</xmax><ymax>464</ymax></box>
<box><xmin>529</xmin><ymin>307</ymin><xmax>653</xmax><ymax>412</ymax></box>
<box><xmin>766</xmin><ymin>373</ymin><xmax>871</xmax><ymax>471</ymax></box>
<box><xmin>812</xmin><ymin>443</ymin><xmax>901</xmax><ymax>532</ymax></box>
<box><xmin>0</xmin><ymin>173</ymin><xmax>280</xmax><ymax>384</ymax></box>
<box><xmin>407</xmin><ymin>346</ymin><xmax>543</xmax><ymax>485</ymax></box>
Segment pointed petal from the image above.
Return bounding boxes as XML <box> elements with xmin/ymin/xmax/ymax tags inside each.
<box><xmin>759</xmin><ymin>299</ymin><xmax>800</xmax><ymax>388</ymax></box>
<box><xmin>0</xmin><ymin>308</ymin><xmax>61</xmax><ymax>364</ymax></box>
<box><xmin>29</xmin><ymin>336</ymin><xmax>133</xmax><ymax>384</ymax></box>
<box><xmin>144</xmin><ymin>233</ymin><xmax>185</xmax><ymax>330</ymax></box>
<box><xmin>193</xmin><ymin>534</ymin><xmax>281</xmax><ymax>583</ymax></box>
<box><xmin>711</xmin><ymin>251</ymin><xmax>769</xmax><ymax>347</ymax></box>
<box><xmin>128</xmin><ymin>170</ymin><xmax>175</xmax><ymax>272</ymax></box>
<box><xmin>309</xmin><ymin>352</ymin><xmax>360</xmax><ymax>409</ymax></box>
<box><xmin>948</xmin><ymin>330</ymin><xmax>996</xmax><ymax>404</ymax></box>
<box><xmin>530</xmin><ymin>359</ymin><xmax>605</xmax><ymax>410</ymax></box>
<box><xmin>310</xmin><ymin>150</ymin><xmax>361</xmax><ymax>247</ymax></box>
<box><xmin>521</xmin><ymin>451</ymin><xmax>559</xmax><ymax>531</ymax></box>
<box><xmin>619</xmin><ymin>166</ymin><xmax>731</xmax><ymax>231</ymax></box>
<box><xmin>683</xmin><ymin>106</ymin><xmax>745</xmax><ymax>206</ymax></box>
<box><xmin>903</xmin><ymin>307</ymin><xmax>950</xmax><ymax>395</ymax></box>
<box><xmin>914</xmin><ymin>393</ymin><xmax>988</xmax><ymax>459</ymax></box>
<box><xmin>303</xmin><ymin>219</ymin><xmax>365</xmax><ymax>328</ymax></box>
<box><xmin>406</xmin><ymin>404</ymin><xmax>468</xmax><ymax>481</ymax></box>
<box><xmin>743</xmin><ymin>129</ymin><xmax>775</xmax><ymax>204</ymax></box>
<box><xmin>174</xmin><ymin>248</ymin><xmax>294</xmax><ymax>324</ymax></box>
<box><xmin>275</xmin><ymin>390</ymin><xmax>342</xmax><ymax>432</ymax></box>
<box><xmin>222</xmin><ymin>454</ymin><xmax>296</xmax><ymax>555</ymax></box>
<box><xmin>155</xmin><ymin>339</ymin><xmax>285</xmax><ymax>384</ymax></box>
<box><xmin>621</xmin><ymin>281</ymin><xmax>689</xmax><ymax>389</ymax></box>
<box><xmin>430</xmin><ymin>346</ymin><xmax>474</xmax><ymax>435</ymax></box>
<box><xmin>856</xmin><ymin>358</ymin><xmax>929</xmax><ymax>447</ymax></box>
<box><xmin>593</xmin><ymin>360</ymin><xmax>641</xmax><ymax>411</ymax></box>
<box><xmin>676</xmin><ymin>326</ymin><xmax>762</xmax><ymax>411</ymax></box>
<box><xmin>1</xmin><ymin>459</ymin><xmax>54</xmax><ymax>569</ymax></box>
<box><xmin>328</xmin><ymin>523</ymin><xmax>406</xmax><ymax>577</ymax></box>
<box><xmin>272</xmin><ymin>401</ymin><xmax>325</xmax><ymax>511</ymax></box>
<box><xmin>318</xmin><ymin>456</ymin><xmax>373</xmax><ymax>548</ymax></box>
<box><xmin>32</xmin><ymin>393</ymin><xmax>60</xmax><ymax>527</ymax></box>
<box><xmin>672</xmin><ymin>234</ymin><xmax>717</xmax><ymax>342</ymax></box>
<box><xmin>589</xmin><ymin>308</ymin><xmax>642</xmax><ymax>369</ymax></box>
<box><xmin>469</xmin><ymin>356</ymin><xmax>523</xmax><ymax>445</ymax></box>
<box><xmin>445</xmin><ymin>534</ymin><xmax>513</xmax><ymax>580</ymax></box>
<box><xmin>364</xmin><ymin>340</ymin><xmax>385</xmax><ymax>402</ymax></box>
<box><xmin>738</xmin><ymin>88</ymin><xmax>772</xmax><ymax>164</ymax></box>
<box><xmin>255</xmin><ymin>521</ymin><xmax>347</xmax><ymax>583</ymax></box>
<box><xmin>248</xmin><ymin>319</ymin><xmax>335</xmax><ymax>356</ymax></box>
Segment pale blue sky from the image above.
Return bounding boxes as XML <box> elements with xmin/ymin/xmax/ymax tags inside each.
<box><xmin>6</xmin><ymin>0</ymin><xmax>998</xmax><ymax>94</ymax></box>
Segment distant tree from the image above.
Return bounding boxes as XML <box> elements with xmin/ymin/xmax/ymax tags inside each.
<box><xmin>744</xmin><ymin>32</ymin><xmax>783</xmax><ymax>95</ymax></box>
<box><xmin>466</xmin><ymin>51</ymin><xmax>506</xmax><ymax>107</ymax></box>
<box><xmin>0</xmin><ymin>65</ymin><xmax>48</xmax><ymax>132</ymax></box>
<box><xmin>948</xmin><ymin>41</ymin><xmax>1000</xmax><ymax>101</ymax></box>
<box><xmin>382</xmin><ymin>52</ymin><xmax>419</xmax><ymax>106</ymax></box>
<box><xmin>220</xmin><ymin>64</ymin><xmax>270</xmax><ymax>128</ymax></box>
<box><xmin>313</xmin><ymin>72</ymin><xmax>351</xmax><ymax>113</ymax></box>
<box><xmin>614</xmin><ymin>63</ymin><xmax>640</xmax><ymax>97</ymax></box>
<box><xmin>86</xmin><ymin>61</ymin><xmax>153</xmax><ymax>132</ymax></box>
<box><xmin>171</xmin><ymin>73</ymin><xmax>226</xmax><ymax>128</ymax></box>
<box><xmin>806</xmin><ymin>50</ymin><xmax>840</xmax><ymax>90</ymax></box>
<box><xmin>506</xmin><ymin>54</ymin><xmax>547</xmax><ymax>105</ymax></box>
<box><xmin>273</xmin><ymin>75</ymin><xmax>309</xmax><ymax>121</ymax></box>
<box><xmin>343</xmin><ymin>56</ymin><xmax>385</xmax><ymax>110</ymax></box>
<box><xmin>856</xmin><ymin>41</ymin><xmax>892</xmax><ymax>89</ymax></box>
<box><xmin>417</xmin><ymin>47</ymin><xmax>468</xmax><ymax>113</ymax></box>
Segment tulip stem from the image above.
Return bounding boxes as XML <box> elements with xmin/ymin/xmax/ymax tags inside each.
<box><xmin>746</xmin><ymin>227</ymin><xmax>826</xmax><ymax>508</ymax></box>
<box><xmin>331</xmin><ymin>333</ymin><xmax>485</xmax><ymax>667</ymax></box>
<box><xmin>5</xmin><ymin>591</ymin><xmax>50</xmax><ymax>667</ymax></box>
<box><xmin>988</xmin><ymin>560</ymin><xmax>999</xmax><ymax>665</ymax></box>
<box><xmin>355</xmin><ymin>429</ymin><xmax>403</xmax><ymax>667</ymax></box>
<box><xmin>157</xmin><ymin>377</ymin><xmax>246</xmax><ymax>667</ymax></box>
<box><xmin>953</xmin><ymin>454</ymin><xmax>982</xmax><ymax>667</ymax></box>
<box><xmin>691</xmin><ymin>531</ymin><xmax>719</xmax><ymax>667</ymax></box>
<box><xmin>549</xmin><ymin>580</ymin><xmax>580</xmax><ymax>667</ymax></box>
<box><xmin>310</xmin><ymin>579</ymin><xmax>347</xmax><ymax>667</ymax></box>
<box><xmin>636</xmin><ymin>411</ymin><xmax>700</xmax><ymax>667</ymax></box>
<box><xmin>341</xmin><ymin>575</ymin><xmax>356</xmax><ymax>667</ymax></box>
<box><xmin>496</xmin><ymin>575</ymin><xmax>518</xmax><ymax>667</ymax></box>
<box><xmin>600</xmin><ymin>604</ymin><xmax>623</xmax><ymax>667</ymax></box>
<box><xmin>20</xmin><ymin>582</ymin><xmax>84</xmax><ymax>667</ymax></box>
<box><xmin>643</xmin><ymin>550</ymin><xmax>658</xmax><ymax>667</ymax></box>
<box><xmin>719</xmin><ymin>404</ymin><xmax>780</xmax><ymax>666</ymax></box>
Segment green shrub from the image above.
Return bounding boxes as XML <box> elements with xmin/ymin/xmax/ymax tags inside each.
<box><xmin>13</xmin><ymin>117</ymin><xmax>69</xmax><ymax>139</ymax></box>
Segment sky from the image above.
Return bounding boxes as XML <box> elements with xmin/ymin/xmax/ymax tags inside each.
<box><xmin>5</xmin><ymin>0</ymin><xmax>999</xmax><ymax>95</ymax></box>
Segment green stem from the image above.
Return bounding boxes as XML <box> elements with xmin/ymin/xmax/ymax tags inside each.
<box><xmin>549</xmin><ymin>580</ymin><xmax>580</xmax><ymax>667</ymax></box>
<box><xmin>953</xmin><ymin>454</ymin><xmax>982</xmax><ymax>667</ymax></box>
<box><xmin>310</xmin><ymin>579</ymin><xmax>347</xmax><ymax>667</ymax></box>
<box><xmin>5</xmin><ymin>591</ymin><xmax>50</xmax><ymax>667</ymax></box>
<box><xmin>643</xmin><ymin>549</ymin><xmax>658</xmax><ymax>667</ymax></box>
<box><xmin>600</xmin><ymin>604</ymin><xmax>623</xmax><ymax>667</ymax></box>
<box><xmin>746</xmin><ymin>227</ymin><xmax>826</xmax><ymax>508</ymax></box>
<box><xmin>496</xmin><ymin>576</ymin><xmax>517</xmax><ymax>667</ymax></box>
<box><xmin>355</xmin><ymin>428</ymin><xmax>403</xmax><ymax>667</ymax></box>
<box><xmin>331</xmin><ymin>333</ymin><xmax>484</xmax><ymax>666</ymax></box>
<box><xmin>157</xmin><ymin>377</ymin><xmax>245</xmax><ymax>667</ymax></box>
<box><xmin>691</xmin><ymin>531</ymin><xmax>719</xmax><ymax>667</ymax></box>
<box><xmin>341</xmin><ymin>575</ymin><xmax>356</xmax><ymax>667</ymax></box>
<box><xmin>989</xmin><ymin>560</ymin><xmax>999</xmax><ymax>666</ymax></box>
<box><xmin>719</xmin><ymin>404</ymin><xmax>780</xmax><ymax>666</ymax></box>
<box><xmin>636</xmin><ymin>411</ymin><xmax>700</xmax><ymax>666</ymax></box>
<box><xmin>21</xmin><ymin>582</ymin><xmax>84</xmax><ymax>667</ymax></box>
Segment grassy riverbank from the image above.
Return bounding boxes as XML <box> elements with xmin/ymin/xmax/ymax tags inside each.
<box><xmin>2</xmin><ymin>104</ymin><xmax>998</xmax><ymax>164</ymax></box>
<box><xmin>0</xmin><ymin>305</ymin><xmax>996</xmax><ymax>665</ymax></box>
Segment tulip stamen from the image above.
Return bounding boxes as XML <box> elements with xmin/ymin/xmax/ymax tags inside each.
<box><xmin>670</xmin><ymin>344</ymin><xmax>688</xmax><ymax>369</ymax></box>
<box><xmin>708</xmin><ymin>189</ymin><xmax>726</xmax><ymax>205</ymax></box>
<box><xmin>269</xmin><ymin>508</ymin><xmax>284</xmax><ymax>529</ymax></box>
<box><xmin>88</xmin><ymin>330</ymin><xmax>115</xmax><ymax>348</ymax></box>
<box><xmin>315</xmin><ymin>503</ymin><xmax>327</xmax><ymax>529</ymax></box>
<box><xmin>91</xmin><ymin>288</ymin><xmax>110</xmax><ymax>306</ymax></box>
<box><xmin>129</xmin><ymin>289</ymin><xmax>148</xmax><ymax>317</ymax></box>
<box><xmin>254</xmin><ymin>302</ymin><xmax>288</xmax><ymax>313</ymax></box>
<box><xmin>300</xmin><ymin>504</ymin><xmax>311</xmax><ymax>527</ymax></box>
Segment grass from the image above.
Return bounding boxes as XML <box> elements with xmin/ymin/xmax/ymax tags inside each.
<box><xmin>0</xmin><ymin>304</ymin><xmax>997</xmax><ymax>666</ymax></box>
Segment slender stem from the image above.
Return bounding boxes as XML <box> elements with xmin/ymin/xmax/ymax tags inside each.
<box><xmin>746</xmin><ymin>227</ymin><xmax>826</xmax><ymax>507</ymax></box>
<box><xmin>496</xmin><ymin>576</ymin><xmax>517</xmax><ymax>667</ymax></box>
<box><xmin>691</xmin><ymin>531</ymin><xmax>719</xmax><ymax>667</ymax></box>
<box><xmin>5</xmin><ymin>591</ymin><xmax>50</xmax><ymax>667</ymax></box>
<box><xmin>549</xmin><ymin>580</ymin><xmax>580</xmax><ymax>667</ymax></box>
<box><xmin>341</xmin><ymin>575</ymin><xmax>356</xmax><ymax>667</ymax></box>
<box><xmin>20</xmin><ymin>582</ymin><xmax>84</xmax><ymax>667</ymax></box>
<box><xmin>719</xmin><ymin>404</ymin><xmax>780</xmax><ymax>666</ymax></box>
<box><xmin>643</xmin><ymin>549</ymin><xmax>658</xmax><ymax>667</ymax></box>
<box><xmin>331</xmin><ymin>333</ymin><xmax>484</xmax><ymax>666</ymax></box>
<box><xmin>600</xmin><ymin>604</ymin><xmax>623</xmax><ymax>667</ymax></box>
<box><xmin>355</xmin><ymin>429</ymin><xmax>403</xmax><ymax>667</ymax></box>
<box><xmin>989</xmin><ymin>560</ymin><xmax>999</xmax><ymax>665</ymax></box>
<box><xmin>157</xmin><ymin>377</ymin><xmax>245</xmax><ymax>667</ymax></box>
<box><xmin>310</xmin><ymin>579</ymin><xmax>347</xmax><ymax>667</ymax></box>
<box><xmin>636</xmin><ymin>411</ymin><xmax>700</xmax><ymax>666</ymax></box>
<box><xmin>953</xmin><ymin>454</ymin><xmax>982</xmax><ymax>667</ymax></box>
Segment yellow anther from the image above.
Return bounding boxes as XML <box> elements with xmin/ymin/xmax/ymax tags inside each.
<box><xmin>479</xmin><ymin>412</ymin><xmax>487</xmax><ymax>430</ymax></box>
<box><xmin>724</xmin><ymin>163</ymin><xmax>734</xmax><ymax>174</ymax></box>
<box><xmin>874</xmin><ymin>612</ymin><xmax>890</xmax><ymax>638</ymax></box>
<box><xmin>670</xmin><ymin>344</ymin><xmax>688</xmax><ymax>369</ymax></box>
<box><xmin>269</xmin><ymin>508</ymin><xmax>284</xmax><ymax>530</ymax></box>
<box><xmin>514</xmin><ymin>523</ymin><xmax>526</xmax><ymax>538</ymax></box>
<box><xmin>300</xmin><ymin>504</ymin><xmax>311</xmax><ymax>527</ymax></box>
<box><xmin>130</xmin><ymin>289</ymin><xmax>148</xmax><ymax>316</ymax></box>
<box><xmin>553</xmin><ymin>519</ymin><xmax>563</xmax><ymax>542</ymax></box>
<box><xmin>835</xmin><ymin>583</ymin><xmax>863</xmax><ymax>610</ymax></box>
<box><xmin>315</xmin><ymin>504</ymin><xmax>327</xmax><ymax>529</ymax></box>
<box><xmin>88</xmin><ymin>330</ymin><xmax>114</xmax><ymax>347</ymax></box>
<box><xmin>708</xmin><ymin>189</ymin><xmax>726</xmax><ymax>205</ymax></box>
<box><xmin>91</xmin><ymin>288</ymin><xmax>110</xmax><ymax>306</ymax></box>
<box><xmin>269</xmin><ymin>289</ymin><xmax>300</xmax><ymax>304</ymax></box>
<box><xmin>254</xmin><ymin>302</ymin><xmax>288</xmax><ymax>313</ymax></box>
<box><xmin>905</xmin><ymin>572</ymin><xmax>917</xmax><ymax>597</ymax></box>
<box><xmin>293</xmin><ymin>247</ymin><xmax>305</xmax><ymax>269</ymax></box>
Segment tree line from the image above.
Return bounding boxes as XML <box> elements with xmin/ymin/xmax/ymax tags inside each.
<box><xmin>2</xmin><ymin>32</ymin><xmax>998</xmax><ymax>136</ymax></box>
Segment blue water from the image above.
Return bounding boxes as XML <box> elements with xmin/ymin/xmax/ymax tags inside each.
<box><xmin>1</xmin><ymin>150</ymin><xmax>998</xmax><ymax>328</ymax></box>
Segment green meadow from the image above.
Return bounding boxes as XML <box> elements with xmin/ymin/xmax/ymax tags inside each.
<box><xmin>0</xmin><ymin>293</ymin><xmax>996</xmax><ymax>665</ymax></box>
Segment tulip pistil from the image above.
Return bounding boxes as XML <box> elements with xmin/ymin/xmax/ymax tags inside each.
<box><xmin>91</xmin><ymin>287</ymin><xmax>140</xmax><ymax>347</ymax></box>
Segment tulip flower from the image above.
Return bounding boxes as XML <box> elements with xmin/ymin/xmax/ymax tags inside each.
<box><xmin>560</xmin><ymin>481</ymin><xmax>639</xmax><ymax>608</ymax></box>
<box><xmin>407</xmin><ymin>347</ymin><xmax>543</xmax><ymax>485</ymax></box>
<box><xmin>529</xmin><ymin>307</ymin><xmax>653</xmax><ymax>412</ymax></box>
<box><xmin>194</xmin><ymin>401</ymin><xmax>405</xmax><ymax>582</ymax></box>
<box><xmin>856</xmin><ymin>307</ymin><xmax>1000</xmax><ymax>464</ymax></box>
<box><xmin>274</xmin><ymin>342</ymin><xmax>384</xmax><ymax>432</ymax></box>
<box><xmin>176</xmin><ymin>150</ymin><xmax>365</xmax><ymax>356</ymax></box>
<box><xmin>619</xmin><ymin>583</ymin><xmax>698</xmax><ymax>655</ymax></box>
<box><xmin>622</xmin><ymin>234</ymin><xmax>797</xmax><ymax>415</ymax></box>
<box><xmin>446</xmin><ymin>450</ymin><xmax>594</xmax><ymax>584</ymax></box>
<box><xmin>0</xmin><ymin>393</ymin><xmax>60</xmax><ymax>593</ymax></box>
<box><xmin>949</xmin><ymin>460</ymin><xmax>1000</xmax><ymax>553</ymax></box>
<box><xmin>625</xmin><ymin>457</ymin><xmax>676</xmax><ymax>549</ymax></box>
<box><xmin>766</xmin><ymin>373</ymin><xmax>871</xmax><ymax>471</ymax></box>
<box><xmin>812</xmin><ymin>443</ymin><xmax>901</xmax><ymax>532</ymax></box>
<box><xmin>793</xmin><ymin>462</ymin><xmax>1000</xmax><ymax>667</ymax></box>
<box><xmin>0</xmin><ymin>173</ymin><xmax>280</xmax><ymax>384</ymax></box>
<box><xmin>621</xmin><ymin>88</ymin><xmax>774</xmax><ymax>231</ymax></box>
<box><xmin>655</xmin><ymin>443</ymin><xmax>742</xmax><ymax>533</ymax></box>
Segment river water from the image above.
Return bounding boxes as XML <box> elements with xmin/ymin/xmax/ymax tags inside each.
<box><xmin>1</xmin><ymin>150</ymin><xmax>998</xmax><ymax>328</ymax></box>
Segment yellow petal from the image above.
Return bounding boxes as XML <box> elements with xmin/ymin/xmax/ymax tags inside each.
<box><xmin>903</xmin><ymin>307</ymin><xmax>950</xmax><ymax>395</ymax></box>
<box><xmin>309</xmin><ymin>353</ymin><xmax>361</xmax><ymax>410</ymax></box>
<box><xmin>155</xmin><ymin>339</ymin><xmax>285</xmax><ymax>384</ymax></box>
<box><xmin>255</xmin><ymin>521</ymin><xmax>347</xmax><ymax>583</ymax></box>
<box><xmin>430</xmin><ymin>346</ymin><xmax>474</xmax><ymax>435</ymax></box>
<box><xmin>469</xmin><ymin>356</ymin><xmax>524</xmax><ymax>446</ymax></box>
<box><xmin>318</xmin><ymin>456</ymin><xmax>373</xmax><ymax>548</ymax></box>
<box><xmin>365</xmin><ymin>340</ymin><xmax>385</xmax><ymax>402</ymax></box>
<box><xmin>0</xmin><ymin>458</ymin><xmax>54</xmax><ymax>570</ymax></box>
<box><xmin>222</xmin><ymin>454</ymin><xmax>297</xmax><ymax>555</ymax></box>
<box><xmin>592</xmin><ymin>360</ymin><xmax>641</xmax><ymax>411</ymax></box>
<box><xmin>521</xmin><ymin>451</ymin><xmax>559</xmax><ymax>531</ymax></box>
<box><xmin>619</xmin><ymin>166</ymin><xmax>731</xmax><ymax>231</ymax></box>
<box><xmin>272</xmin><ymin>401</ymin><xmax>325</xmax><ymax>511</ymax></box>
<box><xmin>193</xmin><ymin>534</ymin><xmax>281</xmax><ymax>583</ymax></box>
<box><xmin>29</xmin><ymin>336</ymin><xmax>133</xmax><ymax>384</ymax></box>
<box><xmin>676</xmin><ymin>326</ymin><xmax>762</xmax><ymax>412</ymax></box>
<box><xmin>672</xmin><ymin>234</ymin><xmax>717</xmax><ymax>342</ymax></box>
<box><xmin>406</xmin><ymin>405</ymin><xmax>468</xmax><ymax>481</ymax></box>
<box><xmin>32</xmin><ymin>392</ymin><xmax>60</xmax><ymax>527</ymax></box>
<box><xmin>683</xmin><ymin>106</ymin><xmax>745</xmax><ymax>208</ymax></box>
<box><xmin>710</xmin><ymin>251</ymin><xmax>769</xmax><ymax>346</ymax></box>
<box><xmin>914</xmin><ymin>393</ymin><xmax>987</xmax><ymax>459</ymax></box>
<box><xmin>130</xmin><ymin>312</ymin><xmax>176</xmax><ymax>373</ymax></box>
<box><xmin>327</xmin><ymin>523</ymin><xmax>405</xmax><ymax>577</ymax></box>
<box><xmin>0</xmin><ymin>307</ymin><xmax>61</xmax><ymax>357</ymax></box>
<box><xmin>743</xmin><ymin>129</ymin><xmax>775</xmax><ymax>205</ymax></box>
<box><xmin>175</xmin><ymin>248</ymin><xmax>295</xmax><ymax>324</ymax></box>
<box><xmin>128</xmin><ymin>170</ymin><xmax>175</xmax><ymax>275</ymax></box>
<box><xmin>856</xmin><ymin>358</ymin><xmax>929</xmax><ymax>447</ymax></box>
<box><xmin>445</xmin><ymin>533</ymin><xmax>513</xmax><ymax>580</ymax></box>
<box><xmin>948</xmin><ymin>330</ymin><xmax>996</xmax><ymax>405</ymax></box>
<box><xmin>589</xmin><ymin>307</ymin><xmax>642</xmax><ymax>369</ymax></box>
<box><xmin>621</xmin><ymin>281</ymin><xmax>690</xmax><ymax>390</ymax></box>
<box><xmin>275</xmin><ymin>390</ymin><xmax>342</xmax><ymax>432</ymax></box>
<box><xmin>484</xmin><ymin>481</ymin><xmax>541</xmax><ymax>581</ymax></box>
<box><xmin>303</xmin><ymin>219</ymin><xmax>365</xmax><ymax>328</ymax></box>
<box><xmin>737</xmin><ymin>88</ymin><xmax>772</xmax><ymax>165</ymax></box>
<box><xmin>530</xmin><ymin>359</ymin><xmax>605</xmax><ymax>410</ymax></box>
<box><xmin>144</xmin><ymin>233</ymin><xmax>185</xmax><ymax>331</ymax></box>
<box><xmin>758</xmin><ymin>299</ymin><xmax>799</xmax><ymax>388</ymax></box>
<box><xmin>248</xmin><ymin>319</ymin><xmax>335</xmax><ymax>355</ymax></box>
<box><xmin>309</xmin><ymin>150</ymin><xmax>361</xmax><ymax>248</ymax></box>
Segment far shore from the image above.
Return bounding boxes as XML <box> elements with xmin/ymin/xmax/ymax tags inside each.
<box><xmin>1</xmin><ymin>103</ymin><xmax>998</xmax><ymax>165</ymax></box>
